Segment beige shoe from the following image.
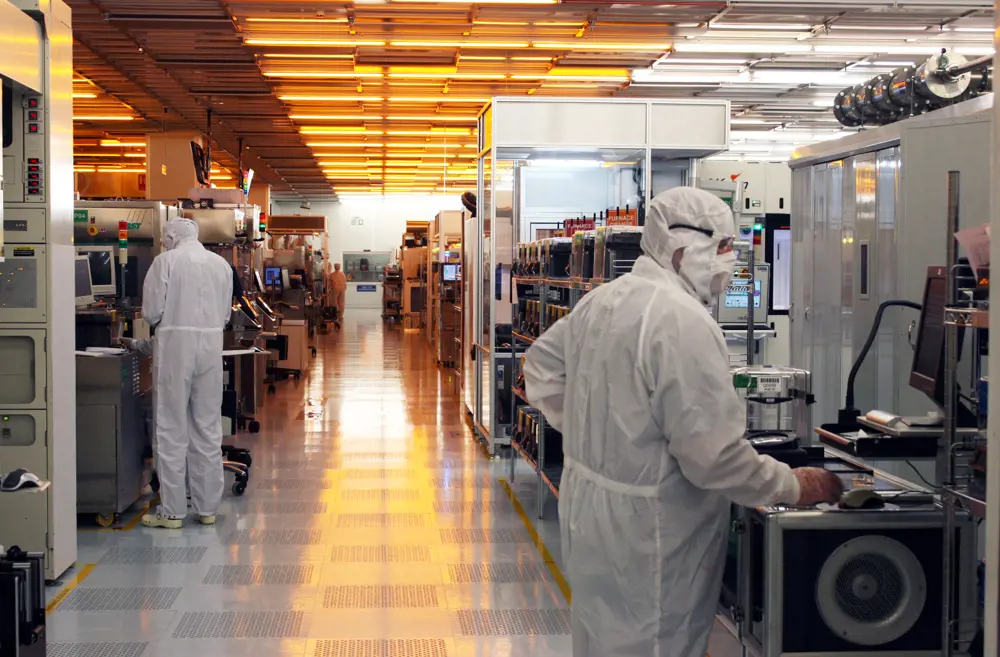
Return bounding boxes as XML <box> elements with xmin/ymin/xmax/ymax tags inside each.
<box><xmin>197</xmin><ymin>515</ymin><xmax>216</xmax><ymax>525</ymax></box>
<box><xmin>141</xmin><ymin>513</ymin><xmax>183</xmax><ymax>529</ymax></box>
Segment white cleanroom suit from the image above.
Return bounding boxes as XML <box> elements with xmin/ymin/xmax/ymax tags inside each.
<box><xmin>141</xmin><ymin>218</ymin><xmax>233</xmax><ymax>526</ymax></box>
<box><xmin>524</xmin><ymin>187</ymin><xmax>841</xmax><ymax>657</ymax></box>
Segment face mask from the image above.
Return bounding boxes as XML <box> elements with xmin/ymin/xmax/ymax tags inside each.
<box><xmin>710</xmin><ymin>251</ymin><xmax>737</xmax><ymax>296</ymax></box>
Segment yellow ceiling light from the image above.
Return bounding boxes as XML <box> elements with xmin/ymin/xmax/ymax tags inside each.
<box><xmin>518</xmin><ymin>67</ymin><xmax>631</xmax><ymax>81</ymax></box>
<box><xmin>512</xmin><ymin>56</ymin><xmax>556</xmax><ymax>61</ymax></box>
<box><xmin>385</xmin><ymin>115</ymin><xmax>477</xmax><ymax>122</ymax></box>
<box><xmin>473</xmin><ymin>20</ymin><xmax>529</xmax><ymax>25</ymax></box>
<box><xmin>388</xmin><ymin>40</ymin><xmax>529</xmax><ymax>49</ymax></box>
<box><xmin>300</xmin><ymin>127</ymin><xmax>384</xmax><ymax>134</ymax></box>
<box><xmin>73</xmin><ymin>92</ymin><xmax>97</xmax><ymax>99</ymax></box>
<box><xmin>391</xmin><ymin>0</ymin><xmax>557</xmax><ymax>4</ymax></box>
<box><xmin>383</xmin><ymin>142</ymin><xmax>473</xmax><ymax>149</ymax></box>
<box><xmin>279</xmin><ymin>95</ymin><xmax>383</xmax><ymax>102</ymax></box>
<box><xmin>73</xmin><ymin>166</ymin><xmax>96</xmax><ymax>173</ymax></box>
<box><xmin>290</xmin><ymin>114</ymin><xmax>381</xmax><ymax>121</ymax></box>
<box><xmin>390</xmin><ymin>72</ymin><xmax>508</xmax><ymax>80</ymax></box>
<box><xmin>97</xmin><ymin>167</ymin><xmax>146</xmax><ymax>173</ymax></box>
<box><xmin>244</xmin><ymin>38</ymin><xmax>386</xmax><ymax>47</ymax></box>
<box><xmin>459</xmin><ymin>55</ymin><xmax>508</xmax><ymax>61</ymax></box>
<box><xmin>73</xmin><ymin>115</ymin><xmax>135</xmax><ymax>121</ymax></box>
<box><xmin>100</xmin><ymin>139</ymin><xmax>146</xmax><ymax>147</ymax></box>
<box><xmin>532</xmin><ymin>42</ymin><xmax>670</xmax><ymax>51</ymax></box>
<box><xmin>385</xmin><ymin>128</ymin><xmax>472</xmax><ymax>136</ymax></box>
<box><xmin>540</xmin><ymin>82</ymin><xmax>602</xmax><ymax>88</ymax></box>
<box><xmin>263</xmin><ymin>71</ymin><xmax>384</xmax><ymax>79</ymax></box>
<box><xmin>387</xmin><ymin>96</ymin><xmax>489</xmax><ymax>103</ymax></box>
<box><xmin>307</xmin><ymin>141</ymin><xmax>387</xmax><ymax>148</ymax></box>
<box><xmin>261</xmin><ymin>53</ymin><xmax>354</xmax><ymax>59</ymax></box>
<box><xmin>245</xmin><ymin>17</ymin><xmax>349</xmax><ymax>23</ymax></box>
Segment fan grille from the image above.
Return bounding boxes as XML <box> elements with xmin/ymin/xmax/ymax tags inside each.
<box><xmin>834</xmin><ymin>552</ymin><xmax>905</xmax><ymax>623</ymax></box>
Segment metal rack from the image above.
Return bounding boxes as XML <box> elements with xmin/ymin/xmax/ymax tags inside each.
<box><xmin>940</xmin><ymin>170</ymin><xmax>988</xmax><ymax>657</ymax></box>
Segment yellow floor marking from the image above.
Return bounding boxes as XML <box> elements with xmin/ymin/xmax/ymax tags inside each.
<box><xmin>46</xmin><ymin>563</ymin><xmax>97</xmax><ymax>613</ymax></box>
<box><xmin>499</xmin><ymin>478</ymin><xmax>572</xmax><ymax>604</ymax></box>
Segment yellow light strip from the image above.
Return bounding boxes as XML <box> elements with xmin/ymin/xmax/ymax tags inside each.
<box><xmin>263</xmin><ymin>71</ymin><xmax>384</xmax><ymax>78</ymax></box>
<box><xmin>388</xmin><ymin>40</ymin><xmax>529</xmax><ymax>48</ymax></box>
<box><xmin>387</xmin><ymin>96</ymin><xmax>489</xmax><ymax>103</ymax></box>
<box><xmin>74</xmin><ymin>152</ymin><xmax>146</xmax><ymax>158</ymax></box>
<box><xmin>73</xmin><ymin>166</ymin><xmax>96</xmax><ymax>172</ymax></box>
<box><xmin>388</xmin><ymin>72</ymin><xmax>508</xmax><ymax>80</ymax></box>
<box><xmin>306</xmin><ymin>141</ymin><xmax>387</xmax><ymax>148</ymax></box>
<box><xmin>385</xmin><ymin>115</ymin><xmax>477</xmax><ymax>122</ymax></box>
<box><xmin>289</xmin><ymin>114</ymin><xmax>380</xmax><ymax>121</ymax></box>
<box><xmin>532</xmin><ymin>42</ymin><xmax>670</xmax><ymax>51</ymax></box>
<box><xmin>385</xmin><ymin>128</ymin><xmax>472</xmax><ymax>135</ymax></box>
<box><xmin>280</xmin><ymin>95</ymin><xmax>383</xmax><ymax>102</ymax></box>
<box><xmin>245</xmin><ymin>38</ymin><xmax>386</xmax><ymax>47</ymax></box>
<box><xmin>72</xmin><ymin>93</ymin><xmax>97</xmax><ymax>99</ymax></box>
<box><xmin>100</xmin><ymin>140</ymin><xmax>146</xmax><ymax>147</ymax></box>
<box><xmin>262</xmin><ymin>53</ymin><xmax>355</xmax><ymax>59</ymax></box>
<box><xmin>245</xmin><ymin>17</ymin><xmax>349</xmax><ymax>23</ymax></box>
<box><xmin>300</xmin><ymin>127</ymin><xmax>384</xmax><ymax>134</ymax></box>
<box><xmin>391</xmin><ymin>0</ymin><xmax>557</xmax><ymax>4</ymax></box>
<box><xmin>96</xmin><ymin>167</ymin><xmax>146</xmax><ymax>173</ymax></box>
<box><xmin>73</xmin><ymin>116</ymin><xmax>135</xmax><ymax>121</ymax></box>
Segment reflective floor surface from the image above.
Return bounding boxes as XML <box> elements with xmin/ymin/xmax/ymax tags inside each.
<box><xmin>48</xmin><ymin>310</ymin><xmax>742</xmax><ymax>657</ymax></box>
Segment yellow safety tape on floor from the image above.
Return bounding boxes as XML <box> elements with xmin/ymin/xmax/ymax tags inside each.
<box><xmin>46</xmin><ymin>563</ymin><xmax>97</xmax><ymax>613</ymax></box>
<box><xmin>499</xmin><ymin>478</ymin><xmax>572</xmax><ymax>605</ymax></box>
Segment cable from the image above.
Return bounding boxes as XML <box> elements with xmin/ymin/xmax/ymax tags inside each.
<box><xmin>840</xmin><ymin>300</ymin><xmax>921</xmax><ymax>423</ymax></box>
<box><xmin>905</xmin><ymin>460</ymin><xmax>938</xmax><ymax>490</ymax></box>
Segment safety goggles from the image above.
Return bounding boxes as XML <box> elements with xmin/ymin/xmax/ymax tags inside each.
<box><xmin>669</xmin><ymin>223</ymin><xmax>735</xmax><ymax>254</ymax></box>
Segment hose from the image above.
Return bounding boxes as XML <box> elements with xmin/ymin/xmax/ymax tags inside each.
<box><xmin>843</xmin><ymin>299</ymin><xmax>922</xmax><ymax>412</ymax></box>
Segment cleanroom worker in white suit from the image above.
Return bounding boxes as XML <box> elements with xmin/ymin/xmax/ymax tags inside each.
<box><xmin>139</xmin><ymin>217</ymin><xmax>234</xmax><ymax>529</ymax></box>
<box><xmin>523</xmin><ymin>187</ymin><xmax>843</xmax><ymax>657</ymax></box>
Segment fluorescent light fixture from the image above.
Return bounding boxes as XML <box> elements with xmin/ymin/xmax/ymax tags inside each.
<box><xmin>263</xmin><ymin>71</ymin><xmax>384</xmax><ymax>78</ymax></box>
<box><xmin>828</xmin><ymin>24</ymin><xmax>931</xmax><ymax>31</ymax></box>
<box><xmin>632</xmin><ymin>69</ymin><xmax>750</xmax><ymax>84</ymax></box>
<box><xmin>813</xmin><ymin>44</ymin><xmax>942</xmax><ymax>55</ymax></box>
<box><xmin>72</xmin><ymin>93</ymin><xmax>97</xmax><ymax>99</ymax></box>
<box><xmin>73</xmin><ymin>166</ymin><xmax>96</xmax><ymax>172</ymax></box>
<box><xmin>855</xmin><ymin>60</ymin><xmax>917</xmax><ymax>67</ymax></box>
<box><xmin>245</xmin><ymin>38</ymin><xmax>386</xmax><ymax>47</ymax></box>
<box><xmin>387</xmin><ymin>96</ymin><xmax>489</xmax><ymax>103</ymax></box>
<box><xmin>532</xmin><ymin>42</ymin><xmax>670</xmax><ymax>52</ymax></box>
<box><xmin>730</xmin><ymin>119</ymin><xmax>782</xmax><ymax>125</ymax></box>
<box><xmin>710</xmin><ymin>23</ymin><xmax>812</xmax><ymax>31</ymax></box>
<box><xmin>954</xmin><ymin>47</ymin><xmax>996</xmax><ymax>56</ymax></box>
<box><xmin>948</xmin><ymin>27</ymin><xmax>996</xmax><ymax>33</ymax></box>
<box><xmin>386</xmin><ymin>128</ymin><xmax>472</xmax><ymax>135</ymax></box>
<box><xmin>245</xmin><ymin>16</ymin><xmax>348</xmax><ymax>23</ymax></box>
<box><xmin>73</xmin><ymin>115</ymin><xmax>135</xmax><ymax>121</ymax></box>
<box><xmin>388</xmin><ymin>72</ymin><xmax>508</xmax><ymax>79</ymax></box>
<box><xmin>261</xmin><ymin>53</ymin><xmax>355</xmax><ymax>59</ymax></box>
<box><xmin>655</xmin><ymin>57</ymin><xmax>749</xmax><ymax>65</ymax></box>
<box><xmin>279</xmin><ymin>95</ymin><xmax>384</xmax><ymax>101</ymax></box>
<box><xmin>306</xmin><ymin>141</ymin><xmax>387</xmax><ymax>147</ymax></box>
<box><xmin>100</xmin><ymin>140</ymin><xmax>146</xmax><ymax>147</ymax></box>
<box><xmin>390</xmin><ymin>0</ymin><xmax>557</xmax><ymax>4</ymax></box>
<box><xmin>389</xmin><ymin>40</ymin><xmax>529</xmax><ymax>48</ymax></box>
<box><xmin>385</xmin><ymin>115</ymin><xmax>477</xmax><ymax>122</ymax></box>
<box><xmin>300</xmin><ymin>127</ymin><xmax>384</xmax><ymax>134</ymax></box>
<box><xmin>290</xmin><ymin>114</ymin><xmax>381</xmax><ymax>121</ymax></box>
<box><xmin>673</xmin><ymin>43</ymin><xmax>812</xmax><ymax>54</ymax></box>
<box><xmin>96</xmin><ymin>167</ymin><xmax>147</xmax><ymax>173</ymax></box>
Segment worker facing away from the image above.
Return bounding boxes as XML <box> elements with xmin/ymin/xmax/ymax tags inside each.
<box><xmin>329</xmin><ymin>262</ymin><xmax>347</xmax><ymax>326</ymax></box>
<box><xmin>523</xmin><ymin>187</ymin><xmax>843</xmax><ymax>657</ymax></box>
<box><xmin>139</xmin><ymin>217</ymin><xmax>234</xmax><ymax>529</ymax></box>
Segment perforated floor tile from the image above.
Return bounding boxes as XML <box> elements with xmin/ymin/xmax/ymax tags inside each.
<box><xmin>252</xmin><ymin>478</ymin><xmax>334</xmax><ymax>490</ymax></box>
<box><xmin>225</xmin><ymin>529</ymin><xmax>325</xmax><ymax>545</ymax></box>
<box><xmin>244</xmin><ymin>501</ymin><xmax>329</xmax><ymax>514</ymax></box>
<box><xmin>203</xmin><ymin>565</ymin><xmax>317</xmax><ymax>585</ymax></box>
<box><xmin>341</xmin><ymin>490</ymin><xmax>421</xmax><ymax>502</ymax></box>
<box><xmin>439</xmin><ymin>529</ymin><xmax>528</xmax><ymax>544</ymax></box>
<box><xmin>432</xmin><ymin>501</ymin><xmax>514</xmax><ymax>514</ymax></box>
<box><xmin>57</xmin><ymin>588</ymin><xmax>182</xmax><ymax>612</ymax></box>
<box><xmin>172</xmin><ymin>611</ymin><xmax>307</xmax><ymax>639</ymax></box>
<box><xmin>99</xmin><ymin>547</ymin><xmax>207</xmax><ymax>565</ymax></box>
<box><xmin>323</xmin><ymin>586</ymin><xmax>440</xmax><ymax>609</ymax></box>
<box><xmin>336</xmin><ymin>514</ymin><xmax>427</xmax><ymax>529</ymax></box>
<box><xmin>48</xmin><ymin>643</ymin><xmax>148</xmax><ymax>657</ymax></box>
<box><xmin>311</xmin><ymin>639</ymin><xmax>449</xmax><ymax>656</ymax></box>
<box><xmin>455</xmin><ymin>610</ymin><xmax>571</xmax><ymax>636</ymax></box>
<box><xmin>446</xmin><ymin>564</ymin><xmax>550</xmax><ymax>583</ymax></box>
<box><xmin>329</xmin><ymin>546</ymin><xmax>431</xmax><ymax>563</ymax></box>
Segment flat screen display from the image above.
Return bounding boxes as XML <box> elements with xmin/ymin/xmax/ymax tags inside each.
<box><xmin>264</xmin><ymin>266</ymin><xmax>282</xmax><ymax>287</ymax></box>
<box><xmin>443</xmin><ymin>264</ymin><xmax>459</xmax><ymax>281</ymax></box>
<box><xmin>75</xmin><ymin>257</ymin><xmax>93</xmax><ymax>299</ymax></box>
<box><xmin>724</xmin><ymin>280</ymin><xmax>762</xmax><ymax>309</ymax></box>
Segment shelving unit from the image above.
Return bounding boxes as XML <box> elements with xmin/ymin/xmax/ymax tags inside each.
<box><xmin>940</xmin><ymin>170</ymin><xmax>988</xmax><ymax>656</ymax></box>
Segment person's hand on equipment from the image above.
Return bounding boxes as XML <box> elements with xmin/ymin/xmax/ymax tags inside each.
<box><xmin>121</xmin><ymin>338</ymin><xmax>138</xmax><ymax>351</ymax></box>
<box><xmin>792</xmin><ymin>467</ymin><xmax>845</xmax><ymax>505</ymax></box>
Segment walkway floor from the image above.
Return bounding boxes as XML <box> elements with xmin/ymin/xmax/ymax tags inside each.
<box><xmin>47</xmin><ymin>310</ymin><xmax>572</xmax><ymax>657</ymax></box>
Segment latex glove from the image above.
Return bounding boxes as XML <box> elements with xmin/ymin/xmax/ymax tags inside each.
<box><xmin>121</xmin><ymin>338</ymin><xmax>138</xmax><ymax>351</ymax></box>
<box><xmin>793</xmin><ymin>467</ymin><xmax>845</xmax><ymax>505</ymax></box>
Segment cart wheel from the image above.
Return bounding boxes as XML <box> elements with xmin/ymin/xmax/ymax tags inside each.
<box><xmin>248</xmin><ymin>420</ymin><xmax>261</xmax><ymax>434</ymax></box>
<box><xmin>311</xmin><ymin>347</ymin><xmax>317</xmax><ymax>357</ymax></box>
<box><xmin>268</xmin><ymin>384</ymin><xmax>276</xmax><ymax>395</ymax></box>
<box><xmin>95</xmin><ymin>513</ymin><xmax>115</xmax><ymax>528</ymax></box>
<box><xmin>232</xmin><ymin>481</ymin><xmax>247</xmax><ymax>496</ymax></box>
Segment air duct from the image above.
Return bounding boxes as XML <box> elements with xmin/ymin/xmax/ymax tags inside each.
<box><xmin>833</xmin><ymin>49</ymin><xmax>991</xmax><ymax>128</ymax></box>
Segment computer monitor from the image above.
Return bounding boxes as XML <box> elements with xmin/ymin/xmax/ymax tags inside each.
<box><xmin>253</xmin><ymin>269</ymin><xmax>265</xmax><ymax>294</ymax></box>
<box><xmin>74</xmin><ymin>256</ymin><xmax>94</xmax><ymax>306</ymax></box>
<box><xmin>443</xmin><ymin>263</ymin><xmax>458</xmax><ymax>282</ymax></box>
<box><xmin>281</xmin><ymin>268</ymin><xmax>291</xmax><ymax>292</ymax></box>
<box><xmin>716</xmin><ymin>263</ymin><xmax>770</xmax><ymax>325</ymax></box>
<box><xmin>76</xmin><ymin>246</ymin><xmax>117</xmax><ymax>297</ymax></box>
<box><xmin>910</xmin><ymin>266</ymin><xmax>948</xmax><ymax>405</ymax></box>
<box><xmin>264</xmin><ymin>266</ymin><xmax>282</xmax><ymax>289</ymax></box>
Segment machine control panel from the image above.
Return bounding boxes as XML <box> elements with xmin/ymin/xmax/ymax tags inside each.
<box><xmin>23</xmin><ymin>97</ymin><xmax>43</xmax><ymax>200</ymax></box>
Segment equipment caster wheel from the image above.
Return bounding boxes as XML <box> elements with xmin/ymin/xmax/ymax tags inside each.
<box><xmin>248</xmin><ymin>420</ymin><xmax>261</xmax><ymax>434</ymax></box>
<box><xmin>232</xmin><ymin>481</ymin><xmax>247</xmax><ymax>496</ymax></box>
<box><xmin>311</xmin><ymin>347</ymin><xmax>317</xmax><ymax>357</ymax></box>
<box><xmin>95</xmin><ymin>513</ymin><xmax>118</xmax><ymax>528</ymax></box>
<box><xmin>267</xmin><ymin>384</ymin><xmax>276</xmax><ymax>395</ymax></box>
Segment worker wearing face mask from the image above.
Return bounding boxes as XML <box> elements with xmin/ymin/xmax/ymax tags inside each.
<box><xmin>523</xmin><ymin>186</ymin><xmax>843</xmax><ymax>657</ymax></box>
<box><xmin>138</xmin><ymin>217</ymin><xmax>234</xmax><ymax>529</ymax></box>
